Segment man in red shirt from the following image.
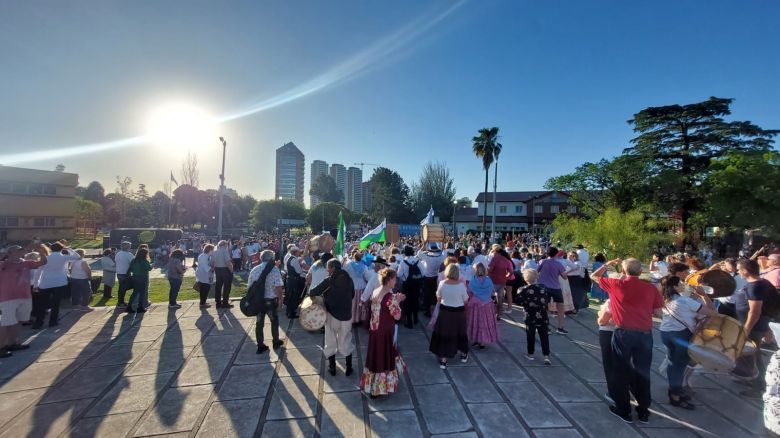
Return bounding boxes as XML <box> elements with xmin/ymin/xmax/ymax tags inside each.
<box><xmin>591</xmin><ymin>257</ymin><xmax>662</xmax><ymax>424</ymax></box>
<box><xmin>0</xmin><ymin>243</ymin><xmax>48</xmax><ymax>358</ymax></box>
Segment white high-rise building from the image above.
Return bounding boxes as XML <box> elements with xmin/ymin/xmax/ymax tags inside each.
<box><xmin>275</xmin><ymin>142</ymin><xmax>304</xmax><ymax>202</ymax></box>
<box><xmin>346</xmin><ymin>166</ymin><xmax>362</xmax><ymax>213</ymax></box>
<box><xmin>310</xmin><ymin>160</ymin><xmax>328</xmax><ymax>207</ymax></box>
<box><xmin>329</xmin><ymin>164</ymin><xmax>347</xmax><ymax>205</ymax></box>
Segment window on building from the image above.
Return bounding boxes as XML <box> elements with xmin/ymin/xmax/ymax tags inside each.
<box><xmin>550</xmin><ymin>205</ymin><xmax>560</xmax><ymax>214</ymax></box>
<box><xmin>0</xmin><ymin>217</ymin><xmax>19</xmax><ymax>227</ymax></box>
<box><xmin>28</xmin><ymin>184</ymin><xmax>43</xmax><ymax>195</ymax></box>
<box><xmin>33</xmin><ymin>217</ymin><xmax>56</xmax><ymax>227</ymax></box>
<box><xmin>568</xmin><ymin>205</ymin><xmax>577</xmax><ymax>213</ymax></box>
<box><xmin>534</xmin><ymin>205</ymin><xmax>543</xmax><ymax>214</ymax></box>
<box><xmin>515</xmin><ymin>206</ymin><xmax>522</xmax><ymax>213</ymax></box>
<box><xmin>43</xmin><ymin>185</ymin><xmax>56</xmax><ymax>195</ymax></box>
<box><xmin>0</xmin><ymin>182</ymin><xmax>10</xmax><ymax>193</ymax></box>
<box><xmin>12</xmin><ymin>183</ymin><xmax>27</xmax><ymax>194</ymax></box>
<box><xmin>499</xmin><ymin>206</ymin><xmax>507</xmax><ymax>213</ymax></box>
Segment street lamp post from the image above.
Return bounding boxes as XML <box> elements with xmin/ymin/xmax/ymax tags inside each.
<box><xmin>217</xmin><ymin>137</ymin><xmax>227</xmax><ymax>239</ymax></box>
<box><xmin>452</xmin><ymin>201</ymin><xmax>457</xmax><ymax>241</ymax></box>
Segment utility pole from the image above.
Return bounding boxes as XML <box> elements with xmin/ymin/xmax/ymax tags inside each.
<box><xmin>217</xmin><ymin>137</ymin><xmax>227</xmax><ymax>239</ymax></box>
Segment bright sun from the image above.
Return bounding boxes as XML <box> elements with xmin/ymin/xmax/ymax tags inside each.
<box><xmin>145</xmin><ymin>102</ymin><xmax>217</xmax><ymax>151</ymax></box>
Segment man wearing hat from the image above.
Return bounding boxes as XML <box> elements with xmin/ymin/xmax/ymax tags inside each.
<box><xmin>417</xmin><ymin>242</ymin><xmax>447</xmax><ymax>318</ymax></box>
<box><xmin>0</xmin><ymin>243</ymin><xmax>48</xmax><ymax>358</ymax></box>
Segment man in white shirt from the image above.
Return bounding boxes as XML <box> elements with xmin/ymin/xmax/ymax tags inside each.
<box><xmin>114</xmin><ymin>241</ymin><xmax>135</xmax><ymax>307</ymax></box>
<box><xmin>417</xmin><ymin>243</ymin><xmax>447</xmax><ymax>317</ymax></box>
<box><xmin>284</xmin><ymin>247</ymin><xmax>306</xmax><ymax>318</ymax></box>
<box><xmin>576</xmin><ymin>244</ymin><xmax>590</xmax><ymax>273</ymax></box>
<box><xmin>247</xmin><ymin>250</ymin><xmax>285</xmax><ymax>353</ymax></box>
<box><xmin>361</xmin><ymin>257</ymin><xmax>389</xmax><ymax>302</ymax></box>
<box><xmin>472</xmin><ymin>247</ymin><xmax>488</xmax><ymax>270</ymax></box>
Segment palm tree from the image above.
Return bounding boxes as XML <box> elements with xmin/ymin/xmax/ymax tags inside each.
<box><xmin>471</xmin><ymin>127</ymin><xmax>502</xmax><ymax>242</ymax></box>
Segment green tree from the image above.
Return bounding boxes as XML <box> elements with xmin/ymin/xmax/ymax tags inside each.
<box><xmin>625</xmin><ymin>97</ymin><xmax>778</xmax><ymax>242</ymax></box>
<box><xmin>695</xmin><ymin>151</ymin><xmax>780</xmax><ymax>232</ymax></box>
<box><xmin>367</xmin><ymin>167</ymin><xmax>414</xmax><ymax>223</ymax></box>
<box><xmin>308</xmin><ymin>202</ymin><xmax>352</xmax><ymax>232</ymax></box>
<box><xmin>83</xmin><ymin>181</ymin><xmax>106</xmax><ymax>206</ymax></box>
<box><xmin>471</xmin><ymin>127</ymin><xmax>502</xmax><ymax>238</ymax></box>
<box><xmin>250</xmin><ymin>199</ymin><xmax>307</xmax><ymax>232</ymax></box>
<box><xmin>410</xmin><ymin>161</ymin><xmax>456</xmax><ymax>221</ymax></box>
<box><xmin>309</xmin><ymin>174</ymin><xmax>343</xmax><ymax>204</ymax></box>
<box><xmin>552</xmin><ymin>208</ymin><xmax>672</xmax><ymax>260</ymax></box>
<box><xmin>75</xmin><ymin>197</ymin><xmax>103</xmax><ymax>224</ymax></box>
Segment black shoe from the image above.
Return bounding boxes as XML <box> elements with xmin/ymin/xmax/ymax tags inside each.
<box><xmin>31</xmin><ymin>324</ymin><xmax>43</xmax><ymax>330</ymax></box>
<box><xmin>7</xmin><ymin>343</ymin><xmax>29</xmax><ymax>351</ymax></box>
<box><xmin>137</xmin><ymin>307</ymin><xmax>147</xmax><ymax>313</ymax></box>
<box><xmin>345</xmin><ymin>355</ymin><xmax>353</xmax><ymax>376</ymax></box>
<box><xmin>272</xmin><ymin>340</ymin><xmax>284</xmax><ymax>349</ymax></box>
<box><xmin>117</xmin><ymin>302</ymin><xmax>126</xmax><ymax>307</ymax></box>
<box><xmin>256</xmin><ymin>344</ymin><xmax>269</xmax><ymax>354</ymax></box>
<box><xmin>328</xmin><ymin>355</ymin><xmax>337</xmax><ymax>376</ymax></box>
<box><xmin>222</xmin><ymin>303</ymin><xmax>234</xmax><ymax>308</ymax></box>
<box><xmin>609</xmin><ymin>406</ymin><xmax>632</xmax><ymax>423</ymax></box>
<box><xmin>636</xmin><ymin>410</ymin><xmax>650</xmax><ymax>424</ymax></box>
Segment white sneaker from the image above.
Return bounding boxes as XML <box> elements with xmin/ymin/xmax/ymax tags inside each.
<box><xmin>525</xmin><ymin>354</ymin><xmax>535</xmax><ymax>361</ymax></box>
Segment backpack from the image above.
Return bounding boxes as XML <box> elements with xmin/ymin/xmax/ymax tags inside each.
<box><xmin>404</xmin><ymin>260</ymin><xmax>424</xmax><ymax>285</ymax></box>
<box><xmin>240</xmin><ymin>262</ymin><xmax>274</xmax><ymax>317</ymax></box>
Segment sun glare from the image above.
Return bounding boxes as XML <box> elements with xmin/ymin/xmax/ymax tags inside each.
<box><xmin>145</xmin><ymin>102</ymin><xmax>217</xmax><ymax>151</ymax></box>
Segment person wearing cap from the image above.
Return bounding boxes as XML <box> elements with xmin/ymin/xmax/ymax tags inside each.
<box><xmin>0</xmin><ymin>243</ymin><xmax>48</xmax><ymax>357</ymax></box>
<box><xmin>417</xmin><ymin>242</ymin><xmax>447</xmax><ymax>318</ymax></box>
<box><xmin>114</xmin><ymin>241</ymin><xmax>135</xmax><ymax>307</ymax></box>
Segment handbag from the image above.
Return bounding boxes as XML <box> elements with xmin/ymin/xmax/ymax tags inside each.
<box><xmin>192</xmin><ymin>281</ymin><xmax>201</xmax><ymax>292</ymax></box>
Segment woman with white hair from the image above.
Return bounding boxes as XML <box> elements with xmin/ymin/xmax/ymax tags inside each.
<box><xmin>195</xmin><ymin>244</ymin><xmax>215</xmax><ymax>308</ymax></box>
<box><xmin>69</xmin><ymin>249</ymin><xmax>93</xmax><ymax>311</ymax></box>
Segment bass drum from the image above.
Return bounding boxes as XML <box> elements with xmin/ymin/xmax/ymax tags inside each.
<box><xmin>299</xmin><ymin>296</ymin><xmax>327</xmax><ymax>331</ymax></box>
<box><xmin>422</xmin><ymin>224</ymin><xmax>445</xmax><ymax>243</ymax></box>
<box><xmin>688</xmin><ymin>314</ymin><xmax>748</xmax><ymax>373</ymax></box>
<box><xmin>686</xmin><ymin>269</ymin><xmax>736</xmax><ymax>298</ymax></box>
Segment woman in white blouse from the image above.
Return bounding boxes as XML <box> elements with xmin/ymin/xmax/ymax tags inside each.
<box><xmin>428</xmin><ymin>264</ymin><xmax>470</xmax><ymax>369</ymax></box>
<box><xmin>69</xmin><ymin>249</ymin><xmax>93</xmax><ymax>311</ymax></box>
<box><xmin>195</xmin><ymin>244</ymin><xmax>215</xmax><ymax>308</ymax></box>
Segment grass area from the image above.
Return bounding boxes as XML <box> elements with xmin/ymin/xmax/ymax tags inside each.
<box><xmin>70</xmin><ymin>238</ymin><xmax>104</xmax><ymax>249</ymax></box>
<box><xmin>89</xmin><ymin>275</ymin><xmax>248</xmax><ymax>307</ymax></box>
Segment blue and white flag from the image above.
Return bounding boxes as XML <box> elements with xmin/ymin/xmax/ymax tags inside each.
<box><xmin>420</xmin><ymin>206</ymin><xmax>434</xmax><ymax>225</ymax></box>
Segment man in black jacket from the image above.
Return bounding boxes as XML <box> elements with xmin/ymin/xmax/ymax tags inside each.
<box><xmin>310</xmin><ymin>258</ymin><xmax>355</xmax><ymax>376</ymax></box>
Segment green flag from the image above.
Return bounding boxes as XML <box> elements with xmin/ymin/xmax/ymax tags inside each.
<box><xmin>359</xmin><ymin>219</ymin><xmax>386</xmax><ymax>250</ymax></box>
<box><xmin>334</xmin><ymin>211</ymin><xmax>345</xmax><ymax>256</ymax></box>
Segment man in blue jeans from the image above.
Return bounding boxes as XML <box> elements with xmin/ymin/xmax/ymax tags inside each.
<box><xmin>591</xmin><ymin>258</ymin><xmax>663</xmax><ymax>424</ymax></box>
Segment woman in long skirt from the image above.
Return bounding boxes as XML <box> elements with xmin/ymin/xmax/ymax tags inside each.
<box><xmin>549</xmin><ymin>274</ymin><xmax>575</xmax><ymax>315</ymax></box>
<box><xmin>361</xmin><ymin>269</ymin><xmax>407</xmax><ymax>397</ymax></box>
<box><xmin>466</xmin><ymin>263</ymin><xmax>499</xmax><ymax>348</ymax></box>
<box><xmin>429</xmin><ymin>264</ymin><xmax>470</xmax><ymax>369</ymax></box>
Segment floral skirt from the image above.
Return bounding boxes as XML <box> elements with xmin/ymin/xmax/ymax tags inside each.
<box><xmin>466</xmin><ymin>296</ymin><xmax>499</xmax><ymax>345</ymax></box>
<box><xmin>360</xmin><ymin>355</ymin><xmax>407</xmax><ymax>396</ymax></box>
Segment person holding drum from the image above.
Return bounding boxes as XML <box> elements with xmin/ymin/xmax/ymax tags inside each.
<box><xmin>310</xmin><ymin>259</ymin><xmax>356</xmax><ymax>377</ymax></box>
<box><xmin>659</xmin><ymin>275</ymin><xmax>717</xmax><ymax>410</ymax></box>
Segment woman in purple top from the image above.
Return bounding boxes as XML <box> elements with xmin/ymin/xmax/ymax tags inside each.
<box><xmin>537</xmin><ymin>247</ymin><xmax>569</xmax><ymax>334</ymax></box>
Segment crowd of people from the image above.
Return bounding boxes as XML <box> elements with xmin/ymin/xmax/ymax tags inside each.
<box><xmin>1</xmin><ymin>232</ymin><xmax>779</xmax><ymax>434</ymax></box>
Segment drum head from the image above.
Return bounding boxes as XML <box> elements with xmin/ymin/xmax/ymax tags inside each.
<box><xmin>688</xmin><ymin>344</ymin><xmax>734</xmax><ymax>373</ymax></box>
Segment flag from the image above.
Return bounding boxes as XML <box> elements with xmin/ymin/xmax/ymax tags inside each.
<box><xmin>334</xmin><ymin>211</ymin><xmax>346</xmax><ymax>257</ymax></box>
<box><xmin>170</xmin><ymin>171</ymin><xmax>179</xmax><ymax>186</ymax></box>
<box><xmin>420</xmin><ymin>206</ymin><xmax>434</xmax><ymax>225</ymax></box>
<box><xmin>359</xmin><ymin>219</ymin><xmax>386</xmax><ymax>249</ymax></box>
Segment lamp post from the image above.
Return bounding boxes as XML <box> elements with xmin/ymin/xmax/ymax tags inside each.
<box><xmin>217</xmin><ymin>137</ymin><xmax>227</xmax><ymax>239</ymax></box>
<box><xmin>452</xmin><ymin>201</ymin><xmax>457</xmax><ymax>241</ymax></box>
<box><xmin>278</xmin><ymin>196</ymin><xmax>284</xmax><ymax>260</ymax></box>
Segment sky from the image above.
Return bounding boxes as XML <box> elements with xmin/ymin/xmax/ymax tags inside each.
<box><xmin>1</xmin><ymin>0</ymin><xmax>779</xmax><ymax>206</ymax></box>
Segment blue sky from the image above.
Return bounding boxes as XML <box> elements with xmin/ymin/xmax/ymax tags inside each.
<box><xmin>1</xmin><ymin>0</ymin><xmax>778</xmax><ymax>205</ymax></box>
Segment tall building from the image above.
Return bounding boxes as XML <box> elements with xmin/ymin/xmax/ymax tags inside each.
<box><xmin>0</xmin><ymin>166</ymin><xmax>78</xmax><ymax>243</ymax></box>
<box><xmin>346</xmin><ymin>166</ymin><xmax>363</xmax><ymax>213</ymax></box>
<box><xmin>275</xmin><ymin>142</ymin><xmax>305</xmax><ymax>202</ymax></box>
<box><xmin>362</xmin><ymin>181</ymin><xmax>373</xmax><ymax>213</ymax></box>
<box><xmin>328</xmin><ymin>163</ymin><xmax>347</xmax><ymax>205</ymax></box>
<box><xmin>310</xmin><ymin>160</ymin><xmax>328</xmax><ymax>207</ymax></box>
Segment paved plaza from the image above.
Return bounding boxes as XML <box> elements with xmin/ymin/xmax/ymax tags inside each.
<box><xmin>0</xmin><ymin>300</ymin><xmax>767</xmax><ymax>437</ymax></box>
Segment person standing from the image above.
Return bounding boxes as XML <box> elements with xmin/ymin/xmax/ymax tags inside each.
<box><xmin>166</xmin><ymin>249</ymin><xmax>186</xmax><ymax>309</ymax></box>
<box><xmin>247</xmin><ymin>250</ymin><xmax>285</xmax><ymax>353</ymax></box>
<box><xmin>418</xmin><ymin>243</ymin><xmax>447</xmax><ymax>318</ymax></box>
<box><xmin>210</xmin><ymin>240</ymin><xmax>234</xmax><ymax>308</ymax></box>
<box><xmin>764</xmin><ymin>322</ymin><xmax>780</xmax><ymax>437</ymax></box>
<box><xmin>597</xmin><ymin>298</ymin><xmax>619</xmax><ymax>403</ymax></box>
<box><xmin>397</xmin><ymin>246</ymin><xmax>423</xmax><ymax>328</ymax></box>
<box><xmin>591</xmin><ymin>258</ymin><xmax>663</xmax><ymax>424</ymax></box>
<box><xmin>35</xmin><ymin>242</ymin><xmax>80</xmax><ymax>328</ymax></box>
<box><xmin>735</xmin><ymin>258</ymin><xmax>776</xmax><ymax>397</ymax></box>
<box><xmin>195</xmin><ymin>244</ymin><xmax>214</xmax><ymax>308</ymax></box>
<box><xmin>68</xmin><ymin>249</ymin><xmax>93</xmax><ymax>311</ymax></box>
<box><xmin>537</xmin><ymin>247</ymin><xmax>569</xmax><ymax>334</ymax></box>
<box><xmin>345</xmin><ymin>252</ymin><xmax>369</xmax><ymax>324</ymax></box>
<box><xmin>659</xmin><ymin>275</ymin><xmax>717</xmax><ymax>409</ymax></box>
<box><xmin>564</xmin><ymin>251</ymin><xmax>586</xmax><ymax>312</ymax></box>
<box><xmin>100</xmin><ymin>249</ymin><xmax>116</xmax><ymax>299</ymax></box>
<box><xmin>126</xmin><ymin>248</ymin><xmax>152</xmax><ymax>313</ymax></box>
<box><xmin>114</xmin><ymin>241</ymin><xmax>134</xmax><ymax>307</ymax></box>
<box><xmin>466</xmin><ymin>263</ymin><xmax>498</xmax><ymax>349</ymax></box>
<box><xmin>310</xmin><ymin>259</ymin><xmax>356</xmax><ymax>376</ymax></box>
<box><xmin>488</xmin><ymin>247</ymin><xmax>514</xmax><ymax>319</ymax></box>
<box><xmin>360</xmin><ymin>257</ymin><xmax>389</xmax><ymax>324</ymax></box>
<box><xmin>361</xmin><ymin>269</ymin><xmax>407</xmax><ymax>397</ymax></box>
<box><xmin>0</xmin><ymin>243</ymin><xmax>47</xmax><ymax>357</ymax></box>
<box><xmin>284</xmin><ymin>247</ymin><xmax>306</xmax><ymax>318</ymax></box>
<box><xmin>429</xmin><ymin>264</ymin><xmax>470</xmax><ymax>369</ymax></box>
<box><xmin>517</xmin><ymin>269</ymin><xmax>552</xmax><ymax>365</ymax></box>
<box><xmin>231</xmin><ymin>242</ymin><xmax>243</xmax><ymax>273</ymax></box>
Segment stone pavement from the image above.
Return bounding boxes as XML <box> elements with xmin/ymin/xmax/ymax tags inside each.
<box><xmin>0</xmin><ymin>300</ymin><xmax>767</xmax><ymax>437</ymax></box>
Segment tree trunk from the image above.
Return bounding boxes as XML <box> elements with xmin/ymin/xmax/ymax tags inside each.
<box><xmin>482</xmin><ymin>168</ymin><xmax>489</xmax><ymax>243</ymax></box>
<box><xmin>491</xmin><ymin>157</ymin><xmax>498</xmax><ymax>243</ymax></box>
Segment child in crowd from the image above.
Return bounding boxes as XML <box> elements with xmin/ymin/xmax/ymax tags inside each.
<box><xmin>517</xmin><ymin>269</ymin><xmax>552</xmax><ymax>365</ymax></box>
